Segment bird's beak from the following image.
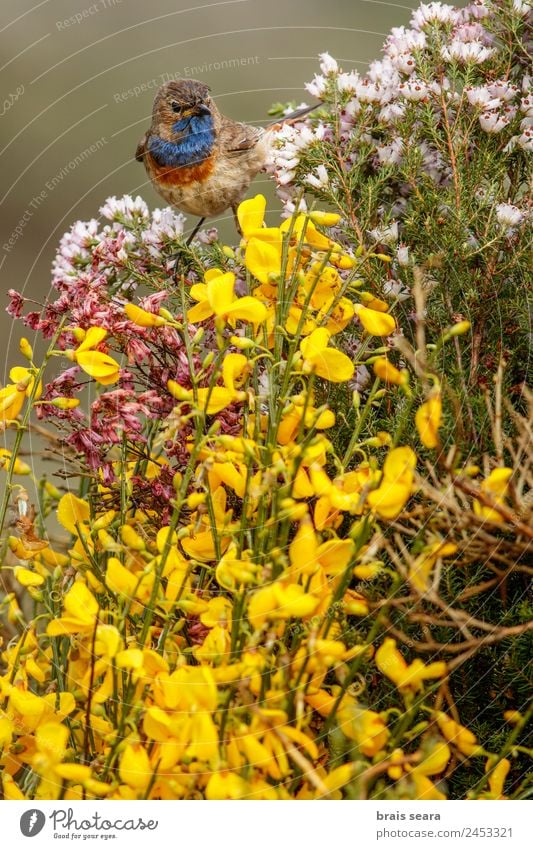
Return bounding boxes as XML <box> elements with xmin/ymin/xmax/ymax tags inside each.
<box><xmin>195</xmin><ymin>104</ymin><xmax>211</xmax><ymax>117</ymax></box>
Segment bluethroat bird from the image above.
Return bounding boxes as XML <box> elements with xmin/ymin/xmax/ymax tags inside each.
<box><xmin>136</xmin><ymin>79</ymin><xmax>316</xmax><ymax>243</ymax></box>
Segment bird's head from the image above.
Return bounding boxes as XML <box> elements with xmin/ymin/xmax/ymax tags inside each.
<box><xmin>152</xmin><ymin>80</ymin><xmax>214</xmax><ymax>138</ymax></box>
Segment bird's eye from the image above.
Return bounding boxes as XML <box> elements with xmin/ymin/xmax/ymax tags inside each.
<box><xmin>171</xmin><ymin>101</ymin><xmax>182</xmax><ymax>114</ymax></box>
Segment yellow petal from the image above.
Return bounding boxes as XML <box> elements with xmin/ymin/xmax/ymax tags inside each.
<box><xmin>207</xmin><ymin>272</ymin><xmax>237</xmax><ymax>315</ymax></box>
<box><xmin>245</xmin><ymin>237</ymin><xmax>282</xmax><ymax>283</ymax></box>
<box><xmin>76</xmin><ymin>326</ymin><xmax>108</xmax><ymax>352</ymax></box>
<box><xmin>415</xmin><ymin>395</ymin><xmax>442</xmax><ymax>449</ymax></box>
<box><xmin>237</xmin><ymin>194</ymin><xmax>266</xmax><ymax>237</ymax></box>
<box><xmin>119</xmin><ymin>741</ymin><xmax>152</xmax><ymax>791</ymax></box>
<box><xmin>355</xmin><ymin>304</ymin><xmax>396</xmax><ymax>336</ymax></box>
<box><xmin>76</xmin><ymin>351</ymin><xmax>120</xmax><ymax>385</ymax></box>
<box><xmin>57</xmin><ymin>493</ymin><xmax>90</xmax><ymax>534</ymax></box>
<box><xmin>124</xmin><ymin>303</ymin><xmax>167</xmax><ymax>327</ymax></box>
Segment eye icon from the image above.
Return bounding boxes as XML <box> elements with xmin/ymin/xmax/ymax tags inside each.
<box><xmin>20</xmin><ymin>809</ymin><xmax>46</xmax><ymax>837</ymax></box>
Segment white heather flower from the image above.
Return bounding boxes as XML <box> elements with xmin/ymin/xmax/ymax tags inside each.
<box><xmin>319</xmin><ymin>52</ymin><xmax>338</xmax><ymax>75</ymax></box>
<box><xmin>142</xmin><ymin>208</ymin><xmax>186</xmax><ymax>250</ymax></box>
<box><xmin>283</xmin><ymin>197</ymin><xmax>308</xmax><ymax>217</ymax></box>
<box><xmin>454</xmin><ymin>22</ymin><xmax>491</xmax><ymax>41</ymax></box>
<box><xmin>368</xmin><ymin>221</ymin><xmax>399</xmax><ymax>244</ymax></box>
<box><xmin>465</xmin><ymin>86</ymin><xmax>502</xmax><ymax>110</ymax></box>
<box><xmin>512</xmin><ymin>0</ymin><xmax>531</xmax><ymax>16</ymax></box>
<box><xmin>379</xmin><ymin>102</ymin><xmax>407</xmax><ymax>124</ymax></box>
<box><xmin>518</xmin><ymin>127</ymin><xmax>533</xmax><ymax>151</ymax></box>
<box><xmin>100</xmin><ymin>195</ymin><xmax>149</xmax><ymax>222</ymax></box>
<box><xmin>305</xmin><ymin>164</ymin><xmax>329</xmax><ymax>189</ymax></box>
<box><xmin>354</xmin><ymin>80</ymin><xmax>385</xmax><ymax>104</ymax></box>
<box><xmin>386</xmin><ymin>26</ymin><xmax>427</xmax><ymax>54</ymax></box>
<box><xmin>278</xmin><ymin>169</ymin><xmax>297</xmax><ymax>186</ymax></box>
<box><xmin>479</xmin><ymin>111</ymin><xmax>510</xmax><ymax>133</ymax></box>
<box><xmin>399</xmin><ymin>79</ymin><xmax>430</xmax><ymax>101</ymax></box>
<box><xmin>383</xmin><ymin>278</ymin><xmax>411</xmax><ymax>301</ymax></box>
<box><xmin>411</xmin><ymin>2</ymin><xmax>460</xmax><ymax>30</ymax></box>
<box><xmin>305</xmin><ymin>74</ymin><xmax>327</xmax><ymax>98</ymax></box>
<box><xmin>441</xmin><ymin>40</ymin><xmax>495</xmax><ymax>64</ymax></box>
<box><xmin>520</xmin><ymin>94</ymin><xmax>533</xmax><ymax>116</ymax></box>
<box><xmin>463</xmin><ymin>1</ymin><xmax>490</xmax><ymax>21</ymax></box>
<box><xmin>390</xmin><ymin>52</ymin><xmax>417</xmax><ymax>75</ymax></box>
<box><xmin>337</xmin><ymin>71</ymin><xmax>361</xmax><ymax>93</ymax></box>
<box><xmin>487</xmin><ymin>81</ymin><xmax>520</xmax><ymax>102</ymax></box>
<box><xmin>495</xmin><ymin>203</ymin><xmax>523</xmax><ymax>228</ymax></box>
<box><xmin>396</xmin><ymin>245</ymin><xmax>410</xmax><ymax>267</ymax></box>
<box><xmin>377</xmin><ymin>137</ymin><xmax>404</xmax><ymax>165</ymax></box>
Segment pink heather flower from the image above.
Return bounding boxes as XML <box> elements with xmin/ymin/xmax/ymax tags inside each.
<box><xmin>411</xmin><ymin>2</ymin><xmax>460</xmax><ymax>30</ymax></box>
<box><xmin>319</xmin><ymin>52</ymin><xmax>338</xmax><ymax>75</ymax></box>
<box><xmin>495</xmin><ymin>203</ymin><xmax>523</xmax><ymax>228</ymax></box>
<box><xmin>6</xmin><ymin>289</ymin><xmax>25</xmax><ymax>318</ymax></box>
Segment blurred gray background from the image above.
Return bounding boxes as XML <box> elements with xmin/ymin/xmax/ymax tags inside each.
<box><xmin>1</xmin><ymin>0</ymin><xmax>423</xmax><ymax>376</ymax></box>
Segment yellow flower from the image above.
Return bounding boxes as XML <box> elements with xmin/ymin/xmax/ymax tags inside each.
<box><xmin>206</xmin><ymin>771</ymin><xmax>250</xmax><ymax>800</ymax></box>
<box><xmin>245</xmin><ymin>234</ymin><xmax>283</xmax><ymax>283</ymax></box>
<box><xmin>47</xmin><ymin>581</ymin><xmax>99</xmax><ymax>636</ymax></box>
<box><xmin>408</xmin><ymin>540</ymin><xmax>458</xmax><ymax>592</ymax></box>
<box><xmin>410</xmin><ymin>741</ymin><xmax>451</xmax><ymax>776</ymax></box>
<box><xmin>248</xmin><ymin>580</ymin><xmax>320</xmax><ymax>629</ymax></box>
<box><xmin>337</xmin><ymin>702</ymin><xmax>390</xmax><ymax>756</ymax></box>
<box><xmin>486</xmin><ymin>757</ymin><xmax>510</xmax><ymax>798</ymax></box>
<box><xmin>188</xmin><ymin>271</ymin><xmax>267</xmax><ymax>326</ymax></box>
<box><xmin>0</xmin><ymin>366</ymin><xmax>39</xmax><ymax>422</ymax></box>
<box><xmin>375</xmin><ymin>638</ymin><xmax>446</xmax><ymax>693</ymax></box>
<box><xmin>119</xmin><ymin>740</ymin><xmax>152</xmax><ymax>792</ymax></box>
<box><xmin>473</xmin><ymin>467</ymin><xmax>513</xmax><ymax>523</ymax></box>
<box><xmin>65</xmin><ymin>326</ymin><xmax>120</xmax><ymax>385</ymax></box>
<box><xmin>300</xmin><ymin>328</ymin><xmax>354</xmax><ymax>383</ymax></box>
<box><xmin>415</xmin><ymin>393</ymin><xmax>442</xmax><ymax>449</ymax></box>
<box><xmin>169</xmin><ymin>352</ymin><xmax>250</xmax><ymax>415</ymax></box>
<box><xmin>309</xmin><ymin>211</ymin><xmax>342</xmax><ymax>227</ymax></box>
<box><xmin>373</xmin><ymin>357</ymin><xmax>408</xmax><ymax>386</ymax></box>
<box><xmin>354</xmin><ymin>304</ymin><xmax>396</xmax><ymax>336</ymax></box>
<box><xmin>434</xmin><ymin>712</ymin><xmax>482</xmax><ymax>756</ymax></box>
<box><xmin>237</xmin><ymin>193</ymin><xmax>266</xmax><ymax>237</ymax></box>
<box><xmin>366</xmin><ymin>446</ymin><xmax>416</xmax><ymax>520</ymax></box>
<box><xmin>124</xmin><ymin>303</ymin><xmax>168</xmax><ymax>327</ymax></box>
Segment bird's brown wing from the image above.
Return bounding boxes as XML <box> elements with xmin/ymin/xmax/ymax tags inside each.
<box><xmin>217</xmin><ymin>118</ymin><xmax>263</xmax><ymax>156</ymax></box>
<box><xmin>135</xmin><ymin>132</ymin><xmax>149</xmax><ymax>163</ymax></box>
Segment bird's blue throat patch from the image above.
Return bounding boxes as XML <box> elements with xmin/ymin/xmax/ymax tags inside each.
<box><xmin>148</xmin><ymin>114</ymin><xmax>215</xmax><ymax>168</ymax></box>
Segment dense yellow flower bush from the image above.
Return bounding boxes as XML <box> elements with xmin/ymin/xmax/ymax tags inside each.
<box><xmin>1</xmin><ymin>184</ymin><xmax>530</xmax><ymax>802</ymax></box>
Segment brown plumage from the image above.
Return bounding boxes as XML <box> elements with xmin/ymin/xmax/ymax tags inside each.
<box><xmin>135</xmin><ymin>79</ymin><xmax>315</xmax><ymax>239</ymax></box>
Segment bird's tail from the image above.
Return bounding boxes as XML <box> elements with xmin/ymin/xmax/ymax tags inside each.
<box><xmin>266</xmin><ymin>103</ymin><xmax>320</xmax><ymax>130</ymax></box>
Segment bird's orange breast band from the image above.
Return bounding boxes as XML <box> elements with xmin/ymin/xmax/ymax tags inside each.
<box><xmin>146</xmin><ymin>152</ymin><xmax>215</xmax><ymax>187</ymax></box>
